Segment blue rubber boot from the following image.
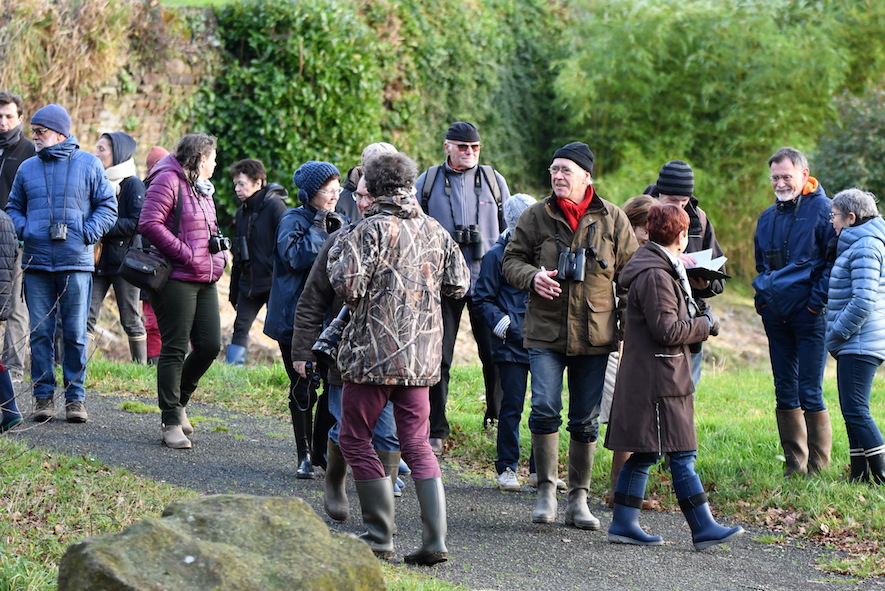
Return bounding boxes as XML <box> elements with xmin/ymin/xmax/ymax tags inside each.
<box><xmin>0</xmin><ymin>367</ymin><xmax>22</xmax><ymax>433</ymax></box>
<box><xmin>608</xmin><ymin>453</ymin><xmax>663</xmax><ymax>546</ymax></box>
<box><xmin>225</xmin><ymin>344</ymin><xmax>247</xmax><ymax>366</ymax></box>
<box><xmin>671</xmin><ymin>451</ymin><xmax>744</xmax><ymax>550</ymax></box>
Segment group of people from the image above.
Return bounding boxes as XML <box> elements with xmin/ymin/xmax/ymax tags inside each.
<box><xmin>2</xmin><ymin>92</ymin><xmax>884</xmax><ymax>564</ymax></box>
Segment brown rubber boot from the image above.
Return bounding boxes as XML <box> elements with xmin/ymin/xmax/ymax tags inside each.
<box><xmin>564</xmin><ymin>440</ymin><xmax>600</xmax><ymax>530</ymax></box>
<box><xmin>805</xmin><ymin>409</ymin><xmax>832</xmax><ymax>475</ymax></box>
<box><xmin>776</xmin><ymin>408</ymin><xmax>808</xmax><ymax>477</ymax></box>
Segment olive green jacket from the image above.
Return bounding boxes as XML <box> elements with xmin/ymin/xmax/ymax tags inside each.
<box><xmin>502</xmin><ymin>192</ymin><xmax>638</xmax><ymax>356</ymax></box>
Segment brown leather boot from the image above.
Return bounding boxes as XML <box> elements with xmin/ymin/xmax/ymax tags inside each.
<box><xmin>776</xmin><ymin>408</ymin><xmax>808</xmax><ymax>477</ymax></box>
<box><xmin>161</xmin><ymin>424</ymin><xmax>192</xmax><ymax>449</ymax></box>
<box><xmin>805</xmin><ymin>409</ymin><xmax>832</xmax><ymax>475</ymax></box>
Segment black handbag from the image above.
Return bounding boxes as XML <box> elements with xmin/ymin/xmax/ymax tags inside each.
<box><xmin>118</xmin><ymin>186</ymin><xmax>183</xmax><ymax>295</ymax></box>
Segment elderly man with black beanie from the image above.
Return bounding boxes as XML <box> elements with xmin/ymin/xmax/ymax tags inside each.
<box><xmin>415</xmin><ymin>121</ymin><xmax>511</xmax><ymax>454</ymax></box>
<box><xmin>646</xmin><ymin>159</ymin><xmax>727</xmax><ymax>385</ymax></box>
<box><xmin>503</xmin><ymin>141</ymin><xmax>637</xmax><ymax>529</ymax></box>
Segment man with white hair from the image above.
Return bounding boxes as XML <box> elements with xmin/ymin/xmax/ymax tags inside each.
<box><xmin>337</xmin><ymin>142</ymin><xmax>397</xmax><ymax>223</ymax></box>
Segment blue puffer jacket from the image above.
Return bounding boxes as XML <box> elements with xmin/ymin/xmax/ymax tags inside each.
<box><xmin>6</xmin><ymin>136</ymin><xmax>117</xmax><ymax>272</ymax></box>
<box><xmin>752</xmin><ymin>180</ymin><xmax>835</xmax><ymax>318</ymax></box>
<box><xmin>826</xmin><ymin>216</ymin><xmax>885</xmax><ymax>359</ymax></box>
<box><xmin>263</xmin><ymin>204</ymin><xmax>329</xmax><ymax>343</ymax></box>
<box><xmin>474</xmin><ymin>232</ymin><xmax>528</xmax><ymax>364</ymax></box>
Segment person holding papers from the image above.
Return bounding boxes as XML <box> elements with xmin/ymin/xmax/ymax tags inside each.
<box><xmin>646</xmin><ymin>160</ymin><xmax>727</xmax><ymax>385</ymax></box>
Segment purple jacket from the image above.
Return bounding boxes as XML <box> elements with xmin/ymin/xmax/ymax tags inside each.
<box><xmin>138</xmin><ymin>154</ymin><xmax>226</xmax><ymax>283</ymax></box>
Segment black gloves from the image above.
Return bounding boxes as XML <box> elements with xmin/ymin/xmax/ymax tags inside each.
<box><xmin>703</xmin><ymin>309</ymin><xmax>720</xmax><ymax>337</ymax></box>
<box><xmin>313</xmin><ymin>210</ymin><xmax>344</xmax><ymax>234</ymax></box>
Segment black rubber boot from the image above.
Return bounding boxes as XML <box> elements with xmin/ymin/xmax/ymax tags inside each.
<box><xmin>290</xmin><ymin>407</ymin><xmax>314</xmax><ymax>479</ymax></box>
<box><xmin>404</xmin><ymin>478</ymin><xmax>448</xmax><ymax>566</ymax></box>
<box><xmin>355</xmin><ymin>477</ymin><xmax>395</xmax><ymax>559</ymax></box>
<box><xmin>867</xmin><ymin>452</ymin><xmax>885</xmax><ymax>484</ymax></box>
<box><xmin>323</xmin><ymin>439</ymin><xmax>349</xmax><ymax>521</ymax></box>
<box><xmin>850</xmin><ymin>449</ymin><xmax>869</xmax><ymax>483</ymax></box>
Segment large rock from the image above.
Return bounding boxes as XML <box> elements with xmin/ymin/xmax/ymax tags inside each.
<box><xmin>57</xmin><ymin>494</ymin><xmax>383</xmax><ymax>591</ymax></box>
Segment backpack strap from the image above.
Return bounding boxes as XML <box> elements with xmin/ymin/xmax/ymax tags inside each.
<box><xmin>420</xmin><ymin>165</ymin><xmax>441</xmax><ymax>214</ymax></box>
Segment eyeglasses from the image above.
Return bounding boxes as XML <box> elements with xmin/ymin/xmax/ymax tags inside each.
<box><xmin>352</xmin><ymin>191</ymin><xmax>371</xmax><ymax>202</ymax></box>
<box><xmin>548</xmin><ymin>165</ymin><xmax>576</xmax><ymax>177</ymax></box>
<box><xmin>769</xmin><ymin>174</ymin><xmax>793</xmax><ymax>184</ymax></box>
<box><xmin>829</xmin><ymin>211</ymin><xmax>842</xmax><ymax>220</ymax></box>
<box><xmin>31</xmin><ymin>127</ymin><xmax>52</xmax><ymax>137</ymax></box>
<box><xmin>452</xmin><ymin>143</ymin><xmax>481</xmax><ymax>153</ymax></box>
<box><xmin>315</xmin><ymin>187</ymin><xmax>344</xmax><ymax>197</ymax></box>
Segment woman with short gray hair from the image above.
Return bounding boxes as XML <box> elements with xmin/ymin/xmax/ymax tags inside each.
<box><xmin>826</xmin><ymin>188</ymin><xmax>885</xmax><ymax>484</ymax></box>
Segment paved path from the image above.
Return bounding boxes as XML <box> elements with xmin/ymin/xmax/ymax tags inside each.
<box><xmin>13</xmin><ymin>392</ymin><xmax>883</xmax><ymax>590</ymax></box>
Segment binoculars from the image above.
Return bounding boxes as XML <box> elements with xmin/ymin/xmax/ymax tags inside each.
<box><xmin>557</xmin><ymin>247</ymin><xmax>586</xmax><ymax>282</ymax></box>
<box><xmin>209</xmin><ymin>233</ymin><xmax>232</xmax><ymax>254</ymax></box>
<box><xmin>764</xmin><ymin>248</ymin><xmax>786</xmax><ymax>271</ymax></box>
<box><xmin>453</xmin><ymin>224</ymin><xmax>483</xmax><ymax>245</ymax></box>
<box><xmin>50</xmin><ymin>223</ymin><xmax>68</xmax><ymax>241</ymax></box>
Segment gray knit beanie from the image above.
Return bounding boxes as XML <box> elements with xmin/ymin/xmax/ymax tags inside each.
<box><xmin>292</xmin><ymin>161</ymin><xmax>340</xmax><ymax>203</ymax></box>
<box><xmin>655</xmin><ymin>160</ymin><xmax>694</xmax><ymax>197</ymax></box>
<box><xmin>504</xmin><ymin>193</ymin><xmax>536</xmax><ymax>230</ymax></box>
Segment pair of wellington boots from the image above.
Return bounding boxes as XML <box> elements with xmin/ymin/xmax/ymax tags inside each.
<box><xmin>324</xmin><ymin>442</ymin><xmax>402</xmax><ymax>522</ymax></box>
<box><xmin>355</xmin><ymin>476</ymin><xmax>447</xmax><ymax>565</ymax></box>
<box><xmin>776</xmin><ymin>408</ymin><xmax>832</xmax><ymax>476</ymax></box>
<box><xmin>608</xmin><ymin>457</ymin><xmax>744</xmax><ymax>550</ymax></box>
<box><xmin>531</xmin><ymin>433</ymin><xmax>600</xmax><ymax>530</ymax></box>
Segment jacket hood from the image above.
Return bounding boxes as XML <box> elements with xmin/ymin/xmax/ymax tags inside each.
<box><xmin>618</xmin><ymin>241</ymin><xmax>677</xmax><ymax>290</ymax></box>
<box><xmin>837</xmin><ymin>216</ymin><xmax>885</xmax><ymax>256</ymax></box>
<box><xmin>146</xmin><ymin>153</ymin><xmax>186</xmax><ymax>185</ymax></box>
<box><xmin>36</xmin><ymin>135</ymin><xmax>79</xmax><ymax>161</ymax></box>
<box><xmin>366</xmin><ymin>194</ymin><xmax>421</xmax><ymax>219</ymax></box>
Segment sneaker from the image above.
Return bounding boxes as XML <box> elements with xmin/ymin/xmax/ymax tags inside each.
<box><xmin>393</xmin><ymin>478</ymin><xmax>403</xmax><ymax>498</ymax></box>
<box><xmin>65</xmin><ymin>400</ymin><xmax>88</xmax><ymax>423</ymax></box>
<box><xmin>33</xmin><ymin>397</ymin><xmax>54</xmax><ymax>422</ymax></box>
<box><xmin>526</xmin><ymin>472</ymin><xmax>568</xmax><ymax>491</ymax></box>
<box><xmin>398</xmin><ymin>458</ymin><xmax>411</xmax><ymax>476</ymax></box>
<box><xmin>497</xmin><ymin>467</ymin><xmax>522</xmax><ymax>491</ymax></box>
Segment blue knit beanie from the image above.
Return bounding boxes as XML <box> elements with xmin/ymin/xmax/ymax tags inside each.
<box><xmin>292</xmin><ymin>161</ymin><xmax>340</xmax><ymax>203</ymax></box>
<box><xmin>31</xmin><ymin>104</ymin><xmax>71</xmax><ymax>137</ymax></box>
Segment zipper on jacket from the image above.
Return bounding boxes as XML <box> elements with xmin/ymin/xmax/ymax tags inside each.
<box><xmin>655</xmin><ymin>401</ymin><xmax>662</xmax><ymax>454</ymax></box>
<box><xmin>654</xmin><ymin>352</ymin><xmax>685</xmax><ymax>358</ymax></box>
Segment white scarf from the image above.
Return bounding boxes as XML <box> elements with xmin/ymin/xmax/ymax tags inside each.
<box><xmin>104</xmin><ymin>158</ymin><xmax>138</xmax><ymax>196</ymax></box>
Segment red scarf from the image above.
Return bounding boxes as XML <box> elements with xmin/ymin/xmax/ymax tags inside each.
<box><xmin>557</xmin><ymin>186</ymin><xmax>594</xmax><ymax>232</ymax></box>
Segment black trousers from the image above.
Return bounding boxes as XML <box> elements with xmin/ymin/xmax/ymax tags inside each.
<box><xmin>429</xmin><ymin>294</ymin><xmax>502</xmax><ymax>439</ymax></box>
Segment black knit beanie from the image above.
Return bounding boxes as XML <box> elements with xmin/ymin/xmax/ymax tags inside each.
<box><xmin>552</xmin><ymin>142</ymin><xmax>595</xmax><ymax>175</ymax></box>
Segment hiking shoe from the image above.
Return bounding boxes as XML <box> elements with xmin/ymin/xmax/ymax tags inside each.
<box><xmin>527</xmin><ymin>472</ymin><xmax>567</xmax><ymax>491</ymax></box>
<box><xmin>497</xmin><ymin>467</ymin><xmax>522</xmax><ymax>491</ymax></box>
<box><xmin>33</xmin><ymin>397</ymin><xmax>54</xmax><ymax>422</ymax></box>
<box><xmin>65</xmin><ymin>400</ymin><xmax>88</xmax><ymax>423</ymax></box>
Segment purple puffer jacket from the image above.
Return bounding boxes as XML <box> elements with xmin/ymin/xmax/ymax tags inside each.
<box><xmin>137</xmin><ymin>154</ymin><xmax>226</xmax><ymax>283</ymax></box>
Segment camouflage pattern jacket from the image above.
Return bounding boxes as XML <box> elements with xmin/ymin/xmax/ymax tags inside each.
<box><xmin>328</xmin><ymin>194</ymin><xmax>470</xmax><ymax>386</ymax></box>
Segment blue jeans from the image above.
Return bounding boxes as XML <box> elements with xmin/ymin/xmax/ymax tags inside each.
<box><xmin>690</xmin><ymin>347</ymin><xmax>703</xmax><ymax>387</ymax></box>
<box><xmin>836</xmin><ymin>354</ymin><xmax>885</xmax><ymax>452</ymax></box>
<box><xmin>761</xmin><ymin>306</ymin><xmax>827</xmax><ymax>411</ymax></box>
<box><xmin>528</xmin><ymin>348</ymin><xmax>607</xmax><ymax>443</ymax></box>
<box><xmin>495</xmin><ymin>361</ymin><xmax>529</xmax><ymax>473</ymax></box>
<box><xmin>25</xmin><ymin>271</ymin><xmax>92</xmax><ymax>401</ymax></box>
<box><xmin>327</xmin><ymin>382</ymin><xmax>399</xmax><ymax>451</ymax></box>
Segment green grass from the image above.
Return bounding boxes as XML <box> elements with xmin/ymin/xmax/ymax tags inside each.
<box><xmin>6</xmin><ymin>357</ymin><xmax>885</xmax><ymax>587</ymax></box>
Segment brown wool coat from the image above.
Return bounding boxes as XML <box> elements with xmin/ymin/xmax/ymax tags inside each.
<box><xmin>604</xmin><ymin>242</ymin><xmax>710</xmax><ymax>453</ymax></box>
<box><xmin>327</xmin><ymin>195</ymin><xmax>470</xmax><ymax>386</ymax></box>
